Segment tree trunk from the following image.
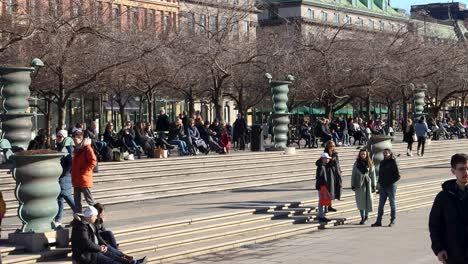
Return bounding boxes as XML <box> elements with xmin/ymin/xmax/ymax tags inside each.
<box><xmin>366</xmin><ymin>88</ymin><xmax>371</xmax><ymax>121</ymax></box>
<box><xmin>238</xmin><ymin>87</ymin><xmax>245</xmax><ymax>115</ymax></box>
<box><xmin>146</xmin><ymin>92</ymin><xmax>154</xmax><ymax>124</ymax></box>
<box><xmin>187</xmin><ymin>87</ymin><xmax>195</xmax><ymax>117</ymax></box>
<box><xmin>57</xmin><ymin>101</ymin><xmax>67</xmax><ymax>130</ymax></box>
<box><xmin>119</xmin><ymin>103</ymin><xmax>126</xmax><ymax>128</ymax></box>
<box><xmin>213</xmin><ymin>88</ymin><xmax>224</xmax><ymax>122</ymax></box>
<box><xmin>325</xmin><ymin>103</ymin><xmax>333</xmax><ymax>120</ymax></box>
<box><xmin>45</xmin><ymin>99</ymin><xmax>52</xmax><ymax>145</ymax></box>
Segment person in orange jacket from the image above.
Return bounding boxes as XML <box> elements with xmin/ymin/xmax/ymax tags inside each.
<box><xmin>71</xmin><ymin>128</ymin><xmax>97</xmax><ymax>213</ymax></box>
<box><xmin>0</xmin><ymin>191</ymin><xmax>6</xmax><ymax>238</ymax></box>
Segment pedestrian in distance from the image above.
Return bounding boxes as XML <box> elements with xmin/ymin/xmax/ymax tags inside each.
<box><xmin>371</xmin><ymin>148</ymin><xmax>400</xmax><ymax>227</ymax></box>
<box><xmin>315</xmin><ymin>152</ymin><xmax>334</xmax><ymax>223</ymax></box>
<box><xmin>54</xmin><ymin>130</ymin><xmax>76</xmax><ymax>227</ymax></box>
<box><xmin>415</xmin><ymin>116</ymin><xmax>430</xmax><ymax>156</ymax></box>
<box><xmin>0</xmin><ymin>191</ymin><xmax>5</xmax><ymax>238</ymax></box>
<box><xmin>324</xmin><ymin>140</ymin><xmax>342</xmax><ymax>209</ymax></box>
<box><xmin>402</xmin><ymin>119</ymin><xmax>415</xmax><ymax>157</ymax></box>
<box><xmin>429</xmin><ymin>153</ymin><xmax>468</xmax><ymax>264</ymax></box>
<box><xmin>351</xmin><ymin>148</ymin><xmax>376</xmax><ymax>225</ymax></box>
<box><xmin>71</xmin><ymin>128</ymin><xmax>97</xmax><ymax>213</ymax></box>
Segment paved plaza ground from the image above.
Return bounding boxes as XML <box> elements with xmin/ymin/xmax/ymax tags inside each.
<box><xmin>174</xmin><ymin>207</ymin><xmax>436</xmax><ymax>264</ymax></box>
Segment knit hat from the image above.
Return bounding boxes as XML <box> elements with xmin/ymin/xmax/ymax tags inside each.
<box><xmin>56</xmin><ymin>130</ymin><xmax>68</xmax><ymax>138</ymax></box>
<box><xmin>84</xmin><ymin>206</ymin><xmax>98</xmax><ymax>218</ymax></box>
<box><xmin>72</xmin><ymin>127</ymin><xmax>83</xmax><ymax>136</ymax></box>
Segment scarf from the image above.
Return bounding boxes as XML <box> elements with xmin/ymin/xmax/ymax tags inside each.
<box><xmin>356</xmin><ymin>159</ymin><xmax>369</xmax><ymax>175</ymax></box>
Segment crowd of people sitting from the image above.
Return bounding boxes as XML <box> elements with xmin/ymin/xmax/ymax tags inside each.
<box><xmin>27</xmin><ymin>109</ymin><xmax>254</xmax><ymax>161</ymax></box>
<box><xmin>291</xmin><ymin>117</ymin><xmax>394</xmax><ymax>148</ymax></box>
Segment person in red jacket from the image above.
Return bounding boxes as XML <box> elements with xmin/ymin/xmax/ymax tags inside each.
<box><xmin>71</xmin><ymin>128</ymin><xmax>97</xmax><ymax>213</ymax></box>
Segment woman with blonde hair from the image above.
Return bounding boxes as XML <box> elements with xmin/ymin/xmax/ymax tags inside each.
<box><xmin>351</xmin><ymin>148</ymin><xmax>376</xmax><ymax>225</ymax></box>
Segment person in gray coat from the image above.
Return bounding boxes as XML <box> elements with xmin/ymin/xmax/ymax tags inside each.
<box><xmin>351</xmin><ymin>148</ymin><xmax>376</xmax><ymax>225</ymax></box>
<box><xmin>415</xmin><ymin>116</ymin><xmax>430</xmax><ymax>156</ymax></box>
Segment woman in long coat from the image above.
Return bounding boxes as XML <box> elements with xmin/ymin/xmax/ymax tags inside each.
<box><xmin>324</xmin><ymin>140</ymin><xmax>342</xmax><ymax>209</ymax></box>
<box><xmin>402</xmin><ymin>119</ymin><xmax>415</xmax><ymax>156</ymax></box>
<box><xmin>351</xmin><ymin>148</ymin><xmax>376</xmax><ymax>225</ymax></box>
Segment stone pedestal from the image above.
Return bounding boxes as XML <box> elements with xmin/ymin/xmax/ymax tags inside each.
<box><xmin>9</xmin><ymin>229</ymin><xmax>69</xmax><ymax>253</ymax></box>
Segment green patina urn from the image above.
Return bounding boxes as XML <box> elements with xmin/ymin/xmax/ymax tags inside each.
<box><xmin>11</xmin><ymin>151</ymin><xmax>65</xmax><ymax>233</ymax></box>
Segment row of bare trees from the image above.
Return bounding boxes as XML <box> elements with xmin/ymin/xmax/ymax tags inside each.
<box><xmin>1</xmin><ymin>0</ymin><xmax>468</xmax><ymax>135</ymax></box>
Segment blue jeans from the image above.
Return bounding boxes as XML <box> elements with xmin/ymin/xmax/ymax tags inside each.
<box><xmin>375</xmin><ymin>184</ymin><xmax>397</xmax><ymax>224</ymax></box>
<box><xmin>55</xmin><ymin>193</ymin><xmax>75</xmax><ymax>222</ymax></box>
<box><xmin>169</xmin><ymin>139</ymin><xmax>189</xmax><ymax>155</ymax></box>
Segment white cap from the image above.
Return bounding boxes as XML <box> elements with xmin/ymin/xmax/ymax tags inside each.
<box><xmin>57</xmin><ymin>130</ymin><xmax>68</xmax><ymax>138</ymax></box>
<box><xmin>320</xmin><ymin>153</ymin><xmax>332</xmax><ymax>159</ymax></box>
<box><xmin>84</xmin><ymin>206</ymin><xmax>98</xmax><ymax>218</ymax></box>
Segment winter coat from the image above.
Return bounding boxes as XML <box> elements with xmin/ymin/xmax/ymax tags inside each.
<box><xmin>415</xmin><ymin>121</ymin><xmax>430</xmax><ymax>138</ymax></box>
<box><xmin>156</xmin><ymin>114</ymin><xmax>171</xmax><ymax>131</ymax></box>
<box><xmin>378</xmin><ymin>157</ymin><xmax>400</xmax><ymax>188</ymax></box>
<box><xmin>315</xmin><ymin>159</ymin><xmax>335</xmax><ymax>200</ymax></box>
<box><xmin>71</xmin><ymin>214</ymin><xmax>106</xmax><ymax>264</ymax></box>
<box><xmin>402</xmin><ymin>124</ymin><xmax>415</xmax><ymax>143</ymax></box>
<box><xmin>56</xmin><ymin>137</ymin><xmax>74</xmax><ymax>197</ymax></box>
<box><xmin>84</xmin><ymin>128</ymin><xmax>98</xmax><ymax>142</ymax></box>
<box><xmin>27</xmin><ymin>135</ymin><xmax>49</xmax><ymax>150</ymax></box>
<box><xmin>71</xmin><ymin>139</ymin><xmax>97</xmax><ymax>188</ymax></box>
<box><xmin>429</xmin><ymin>179</ymin><xmax>468</xmax><ymax>262</ymax></box>
<box><xmin>168</xmin><ymin>125</ymin><xmax>185</xmax><ymax>141</ymax></box>
<box><xmin>0</xmin><ymin>192</ymin><xmax>6</xmax><ymax>217</ymax></box>
<box><xmin>326</xmin><ymin>151</ymin><xmax>343</xmax><ymax>199</ymax></box>
<box><xmin>233</xmin><ymin>118</ymin><xmax>247</xmax><ymax>141</ymax></box>
<box><xmin>351</xmin><ymin>161</ymin><xmax>376</xmax><ymax>212</ymax></box>
<box><xmin>219</xmin><ymin>131</ymin><xmax>231</xmax><ymax>149</ymax></box>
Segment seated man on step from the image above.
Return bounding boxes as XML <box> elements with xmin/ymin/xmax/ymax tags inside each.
<box><xmin>71</xmin><ymin>206</ymin><xmax>147</xmax><ymax>264</ymax></box>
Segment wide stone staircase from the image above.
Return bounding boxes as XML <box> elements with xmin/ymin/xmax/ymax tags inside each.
<box><xmin>0</xmin><ymin>138</ymin><xmax>464</xmax><ymax>263</ymax></box>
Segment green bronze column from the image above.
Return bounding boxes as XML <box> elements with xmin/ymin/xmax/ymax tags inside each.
<box><xmin>265</xmin><ymin>73</ymin><xmax>294</xmax><ymax>151</ymax></box>
<box><xmin>368</xmin><ymin>135</ymin><xmax>393</xmax><ymax>181</ymax></box>
<box><xmin>0</xmin><ymin>67</ymin><xmax>35</xmax><ymax>150</ymax></box>
<box><xmin>413</xmin><ymin>84</ymin><xmax>427</xmax><ymax>120</ymax></box>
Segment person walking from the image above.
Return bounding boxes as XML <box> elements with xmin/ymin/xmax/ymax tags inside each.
<box><xmin>315</xmin><ymin>152</ymin><xmax>334</xmax><ymax>222</ymax></box>
<box><xmin>371</xmin><ymin>149</ymin><xmax>400</xmax><ymax>227</ymax></box>
<box><xmin>324</xmin><ymin>140</ymin><xmax>342</xmax><ymax>209</ymax></box>
<box><xmin>429</xmin><ymin>153</ymin><xmax>468</xmax><ymax>264</ymax></box>
<box><xmin>233</xmin><ymin>113</ymin><xmax>247</xmax><ymax>150</ymax></box>
<box><xmin>402</xmin><ymin>119</ymin><xmax>415</xmax><ymax>157</ymax></box>
<box><xmin>415</xmin><ymin>116</ymin><xmax>430</xmax><ymax>157</ymax></box>
<box><xmin>351</xmin><ymin>148</ymin><xmax>376</xmax><ymax>225</ymax></box>
<box><xmin>54</xmin><ymin>130</ymin><xmax>76</xmax><ymax>226</ymax></box>
<box><xmin>71</xmin><ymin>128</ymin><xmax>97</xmax><ymax>213</ymax></box>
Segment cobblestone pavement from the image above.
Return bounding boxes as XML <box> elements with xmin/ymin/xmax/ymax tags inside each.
<box><xmin>174</xmin><ymin>207</ymin><xmax>436</xmax><ymax>264</ymax></box>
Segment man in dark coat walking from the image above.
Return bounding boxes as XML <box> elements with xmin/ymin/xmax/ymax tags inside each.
<box><xmin>429</xmin><ymin>153</ymin><xmax>468</xmax><ymax>264</ymax></box>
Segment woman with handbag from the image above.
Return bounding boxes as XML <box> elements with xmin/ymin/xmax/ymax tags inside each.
<box><xmin>324</xmin><ymin>140</ymin><xmax>342</xmax><ymax>208</ymax></box>
<box><xmin>402</xmin><ymin>119</ymin><xmax>416</xmax><ymax>157</ymax></box>
<box><xmin>351</xmin><ymin>148</ymin><xmax>376</xmax><ymax>225</ymax></box>
<box><xmin>315</xmin><ymin>152</ymin><xmax>334</xmax><ymax>223</ymax></box>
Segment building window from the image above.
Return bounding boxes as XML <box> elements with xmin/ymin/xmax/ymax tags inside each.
<box><xmin>187</xmin><ymin>12</ymin><xmax>195</xmax><ymax>31</ymax></box>
<box><xmin>210</xmin><ymin>15</ymin><xmax>217</xmax><ymax>32</ymax></box>
<box><xmin>369</xmin><ymin>19</ymin><xmax>374</xmax><ymax>29</ymax></box>
<box><xmin>321</xmin><ymin>11</ymin><xmax>328</xmax><ymax>22</ymax></box>
<box><xmin>50</xmin><ymin>0</ymin><xmax>61</xmax><ymax>17</ymax></box>
<box><xmin>379</xmin><ymin>20</ymin><xmax>384</xmax><ymax>31</ymax></box>
<box><xmin>345</xmin><ymin>15</ymin><xmax>352</xmax><ymax>24</ymax></box>
<box><xmin>72</xmin><ymin>0</ymin><xmax>81</xmax><ymax>16</ymax></box>
<box><xmin>243</xmin><ymin>20</ymin><xmax>250</xmax><ymax>40</ymax></box>
<box><xmin>164</xmin><ymin>14</ymin><xmax>171</xmax><ymax>31</ymax></box>
<box><xmin>200</xmin><ymin>14</ymin><xmax>207</xmax><ymax>32</ymax></box>
<box><xmin>306</xmin><ymin>8</ymin><xmax>314</xmax><ymax>19</ymax></box>
<box><xmin>242</xmin><ymin>0</ymin><xmax>248</xmax><ymax>6</ymax></box>
<box><xmin>129</xmin><ymin>8</ymin><xmax>139</xmax><ymax>30</ymax></box>
<box><xmin>7</xmin><ymin>0</ymin><xmax>17</xmax><ymax>14</ymax></box>
<box><xmin>357</xmin><ymin>17</ymin><xmax>363</xmax><ymax>26</ymax></box>
<box><xmin>333</xmin><ymin>13</ymin><xmax>339</xmax><ymax>24</ymax></box>
<box><xmin>29</xmin><ymin>0</ymin><xmax>38</xmax><ymax>15</ymax></box>
<box><xmin>232</xmin><ymin>20</ymin><xmax>239</xmax><ymax>40</ymax></box>
<box><xmin>147</xmin><ymin>10</ymin><xmax>155</xmax><ymax>30</ymax></box>
<box><xmin>233</xmin><ymin>0</ymin><xmax>238</xmax><ymax>5</ymax></box>
<box><xmin>94</xmin><ymin>1</ymin><xmax>103</xmax><ymax>22</ymax></box>
<box><xmin>220</xmin><ymin>17</ymin><xmax>227</xmax><ymax>31</ymax></box>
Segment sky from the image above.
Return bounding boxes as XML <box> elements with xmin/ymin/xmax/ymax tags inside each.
<box><xmin>390</xmin><ymin>0</ymin><xmax>468</xmax><ymax>12</ymax></box>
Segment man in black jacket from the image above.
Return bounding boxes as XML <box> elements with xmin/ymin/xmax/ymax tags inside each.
<box><xmin>429</xmin><ymin>153</ymin><xmax>468</xmax><ymax>264</ymax></box>
<box><xmin>71</xmin><ymin>206</ymin><xmax>147</xmax><ymax>264</ymax></box>
<box><xmin>372</xmin><ymin>149</ymin><xmax>400</xmax><ymax>227</ymax></box>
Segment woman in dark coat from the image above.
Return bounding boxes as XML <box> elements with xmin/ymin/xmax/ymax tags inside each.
<box><xmin>233</xmin><ymin>113</ymin><xmax>247</xmax><ymax>150</ymax></box>
<box><xmin>402</xmin><ymin>119</ymin><xmax>415</xmax><ymax>157</ymax></box>
<box><xmin>324</xmin><ymin>140</ymin><xmax>342</xmax><ymax>209</ymax></box>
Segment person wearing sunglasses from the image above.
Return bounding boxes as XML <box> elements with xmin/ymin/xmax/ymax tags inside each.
<box><xmin>429</xmin><ymin>154</ymin><xmax>468</xmax><ymax>264</ymax></box>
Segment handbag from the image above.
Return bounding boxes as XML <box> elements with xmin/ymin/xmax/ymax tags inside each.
<box><xmin>319</xmin><ymin>186</ymin><xmax>332</xmax><ymax>206</ymax></box>
<box><xmin>412</xmin><ymin>134</ymin><xmax>418</xmax><ymax>142</ymax></box>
